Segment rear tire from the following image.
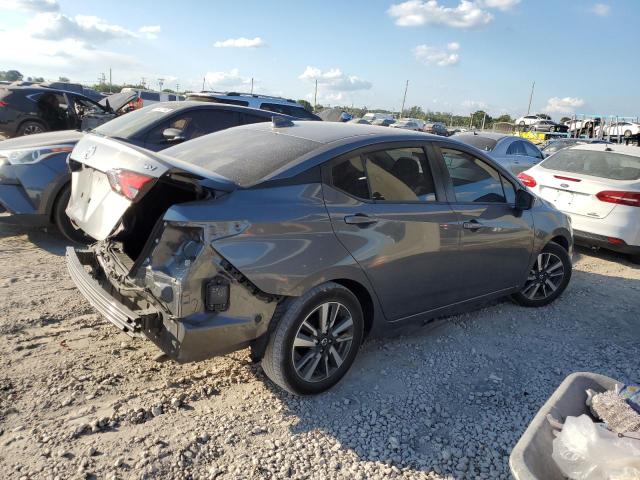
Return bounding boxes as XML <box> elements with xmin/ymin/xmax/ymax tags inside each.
<box><xmin>53</xmin><ymin>184</ymin><xmax>93</xmax><ymax>244</ymax></box>
<box><xmin>624</xmin><ymin>130</ymin><xmax>632</xmax><ymax>138</ymax></box>
<box><xmin>18</xmin><ymin>121</ymin><xmax>46</xmax><ymax>136</ymax></box>
<box><xmin>512</xmin><ymin>242</ymin><xmax>572</xmax><ymax>307</ymax></box>
<box><xmin>261</xmin><ymin>282</ymin><xmax>364</xmax><ymax>395</ymax></box>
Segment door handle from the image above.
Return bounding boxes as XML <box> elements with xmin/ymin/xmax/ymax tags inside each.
<box><xmin>344</xmin><ymin>214</ymin><xmax>378</xmax><ymax>226</ymax></box>
<box><xmin>463</xmin><ymin>220</ymin><xmax>483</xmax><ymax>231</ymax></box>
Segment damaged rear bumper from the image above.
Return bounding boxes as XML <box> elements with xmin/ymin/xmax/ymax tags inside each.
<box><xmin>66</xmin><ymin>246</ymin><xmax>278</xmax><ymax>362</ymax></box>
<box><xmin>66</xmin><ymin>247</ymin><xmax>145</xmax><ymax>336</ymax></box>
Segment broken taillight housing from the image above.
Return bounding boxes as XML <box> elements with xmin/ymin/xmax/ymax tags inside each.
<box><xmin>106</xmin><ymin>168</ymin><xmax>155</xmax><ymax>201</ymax></box>
<box><xmin>517</xmin><ymin>172</ymin><xmax>537</xmax><ymax>188</ymax></box>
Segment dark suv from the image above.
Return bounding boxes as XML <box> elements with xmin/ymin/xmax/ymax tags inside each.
<box><xmin>0</xmin><ymin>86</ymin><xmax>134</xmax><ymax>138</ymax></box>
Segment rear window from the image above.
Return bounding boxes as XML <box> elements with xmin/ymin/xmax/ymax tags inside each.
<box><xmin>541</xmin><ymin>149</ymin><xmax>640</xmax><ymax>181</ymax></box>
<box><xmin>163</xmin><ymin>126</ymin><xmax>321</xmax><ymax>187</ymax></box>
<box><xmin>260</xmin><ymin>103</ymin><xmax>318</xmax><ymax>120</ymax></box>
<box><xmin>93</xmin><ymin>104</ymin><xmax>177</xmax><ymax>138</ymax></box>
<box><xmin>455</xmin><ymin>135</ymin><xmax>498</xmax><ymax>152</ymax></box>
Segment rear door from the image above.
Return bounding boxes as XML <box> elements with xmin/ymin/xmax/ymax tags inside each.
<box><xmin>435</xmin><ymin>144</ymin><xmax>534</xmax><ymax>298</ymax></box>
<box><xmin>323</xmin><ymin>142</ymin><xmax>460</xmax><ymax>321</ymax></box>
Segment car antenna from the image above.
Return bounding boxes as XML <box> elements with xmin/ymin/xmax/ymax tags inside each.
<box><xmin>272</xmin><ymin>116</ymin><xmax>294</xmax><ymax>128</ymax></box>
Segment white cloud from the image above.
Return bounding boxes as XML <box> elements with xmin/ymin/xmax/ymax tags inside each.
<box><xmin>139</xmin><ymin>25</ymin><xmax>161</xmax><ymax>40</ymax></box>
<box><xmin>590</xmin><ymin>3</ymin><xmax>610</xmax><ymax>16</ymax></box>
<box><xmin>0</xmin><ymin>0</ymin><xmax>59</xmax><ymax>12</ymax></box>
<box><xmin>388</xmin><ymin>0</ymin><xmax>493</xmax><ymax>28</ymax></box>
<box><xmin>462</xmin><ymin>99</ymin><xmax>488</xmax><ymax>110</ymax></box>
<box><xmin>204</xmin><ymin>68</ymin><xmax>252</xmax><ymax>89</ymax></box>
<box><xmin>544</xmin><ymin>97</ymin><xmax>585</xmax><ymax>114</ymax></box>
<box><xmin>477</xmin><ymin>0</ymin><xmax>520</xmax><ymax>11</ymax></box>
<box><xmin>414</xmin><ymin>43</ymin><xmax>460</xmax><ymax>66</ymax></box>
<box><xmin>27</xmin><ymin>13</ymin><xmax>159</xmax><ymax>43</ymax></box>
<box><xmin>213</xmin><ymin>36</ymin><xmax>265</xmax><ymax>48</ymax></box>
<box><xmin>298</xmin><ymin>66</ymin><xmax>372</xmax><ymax>91</ymax></box>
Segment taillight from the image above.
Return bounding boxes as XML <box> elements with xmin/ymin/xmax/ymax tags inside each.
<box><xmin>106</xmin><ymin>169</ymin><xmax>155</xmax><ymax>201</ymax></box>
<box><xmin>0</xmin><ymin>101</ymin><xmax>7</xmax><ymax>107</ymax></box>
<box><xmin>596</xmin><ymin>191</ymin><xmax>640</xmax><ymax>208</ymax></box>
<box><xmin>517</xmin><ymin>172</ymin><xmax>537</xmax><ymax>187</ymax></box>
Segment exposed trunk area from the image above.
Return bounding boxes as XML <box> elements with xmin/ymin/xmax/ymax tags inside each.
<box><xmin>110</xmin><ymin>178</ymin><xmax>206</xmax><ymax>262</ymax></box>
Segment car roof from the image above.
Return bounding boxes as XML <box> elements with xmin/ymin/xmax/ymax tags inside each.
<box><xmin>239</xmin><ymin>119</ymin><xmax>431</xmax><ymax>144</ymax></box>
<box><xmin>455</xmin><ymin>131</ymin><xmax>510</xmax><ymax>141</ymax></box>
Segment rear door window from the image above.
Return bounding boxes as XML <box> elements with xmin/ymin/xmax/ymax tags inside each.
<box><xmin>140</xmin><ymin>91</ymin><xmax>160</xmax><ymax>102</ymax></box>
<box><xmin>363</xmin><ymin>147</ymin><xmax>437</xmax><ymax>202</ymax></box>
<box><xmin>440</xmin><ymin>148</ymin><xmax>507</xmax><ymax>203</ymax></box>
<box><xmin>331</xmin><ymin>156</ymin><xmax>370</xmax><ymax>200</ymax></box>
<box><xmin>242</xmin><ymin>113</ymin><xmax>270</xmax><ymax>125</ymax></box>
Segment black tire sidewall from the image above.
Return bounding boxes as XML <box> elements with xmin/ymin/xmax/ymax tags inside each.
<box><xmin>18</xmin><ymin>121</ymin><xmax>46</xmax><ymax>136</ymax></box>
<box><xmin>513</xmin><ymin>242</ymin><xmax>572</xmax><ymax>307</ymax></box>
<box><xmin>53</xmin><ymin>185</ymin><xmax>91</xmax><ymax>244</ymax></box>
<box><xmin>276</xmin><ymin>285</ymin><xmax>364</xmax><ymax>395</ymax></box>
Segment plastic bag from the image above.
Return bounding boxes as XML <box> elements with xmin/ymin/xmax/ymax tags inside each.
<box><xmin>552</xmin><ymin>415</ymin><xmax>640</xmax><ymax>479</ymax></box>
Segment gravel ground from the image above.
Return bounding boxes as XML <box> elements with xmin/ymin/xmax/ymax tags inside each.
<box><xmin>0</xmin><ymin>223</ymin><xmax>639</xmax><ymax>480</ymax></box>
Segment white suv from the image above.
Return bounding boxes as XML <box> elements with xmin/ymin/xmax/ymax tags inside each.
<box><xmin>186</xmin><ymin>92</ymin><xmax>320</xmax><ymax>120</ymax></box>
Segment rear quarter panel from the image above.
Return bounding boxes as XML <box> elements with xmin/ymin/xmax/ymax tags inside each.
<box><xmin>164</xmin><ymin>183</ymin><xmax>386</xmax><ymax>329</ymax></box>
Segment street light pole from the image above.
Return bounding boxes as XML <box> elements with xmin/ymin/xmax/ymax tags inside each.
<box><xmin>400</xmin><ymin>80</ymin><xmax>408</xmax><ymax>117</ymax></box>
<box><xmin>526</xmin><ymin>81</ymin><xmax>535</xmax><ymax>115</ymax></box>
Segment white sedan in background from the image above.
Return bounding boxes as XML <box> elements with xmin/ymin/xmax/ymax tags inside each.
<box><xmin>390</xmin><ymin>119</ymin><xmax>422</xmax><ymax>131</ymax></box>
<box><xmin>518</xmin><ymin>144</ymin><xmax>640</xmax><ymax>263</ymax></box>
<box><xmin>596</xmin><ymin>121</ymin><xmax>640</xmax><ymax>138</ymax></box>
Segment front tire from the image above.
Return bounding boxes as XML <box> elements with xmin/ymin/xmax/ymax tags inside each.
<box><xmin>53</xmin><ymin>184</ymin><xmax>93</xmax><ymax>244</ymax></box>
<box><xmin>624</xmin><ymin>130</ymin><xmax>632</xmax><ymax>138</ymax></box>
<box><xmin>512</xmin><ymin>242</ymin><xmax>572</xmax><ymax>307</ymax></box>
<box><xmin>18</xmin><ymin>120</ymin><xmax>46</xmax><ymax>136</ymax></box>
<box><xmin>261</xmin><ymin>282</ymin><xmax>364</xmax><ymax>395</ymax></box>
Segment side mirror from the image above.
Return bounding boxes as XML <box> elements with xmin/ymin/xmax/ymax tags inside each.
<box><xmin>162</xmin><ymin>128</ymin><xmax>185</xmax><ymax>143</ymax></box>
<box><xmin>515</xmin><ymin>189</ymin><xmax>535</xmax><ymax>210</ymax></box>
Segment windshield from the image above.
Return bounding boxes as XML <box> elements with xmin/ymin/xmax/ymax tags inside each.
<box><xmin>541</xmin><ymin>149</ymin><xmax>640</xmax><ymax>180</ymax></box>
<box><xmin>93</xmin><ymin>104</ymin><xmax>178</xmax><ymax>138</ymax></box>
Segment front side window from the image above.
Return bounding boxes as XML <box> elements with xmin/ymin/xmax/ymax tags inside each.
<box><xmin>363</xmin><ymin>147</ymin><xmax>437</xmax><ymax>202</ymax></box>
<box><xmin>441</xmin><ymin>148</ymin><xmax>507</xmax><ymax>203</ymax></box>
<box><xmin>523</xmin><ymin>141</ymin><xmax>543</xmax><ymax>159</ymax></box>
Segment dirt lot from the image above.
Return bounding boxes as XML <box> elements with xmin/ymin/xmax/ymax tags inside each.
<box><xmin>0</xmin><ymin>223</ymin><xmax>638</xmax><ymax>480</ymax></box>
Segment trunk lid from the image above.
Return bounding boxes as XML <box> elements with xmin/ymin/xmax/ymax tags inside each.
<box><xmin>532</xmin><ymin>168</ymin><xmax>624</xmax><ymax>219</ymax></box>
<box><xmin>66</xmin><ymin>133</ymin><xmax>236</xmax><ymax>240</ymax></box>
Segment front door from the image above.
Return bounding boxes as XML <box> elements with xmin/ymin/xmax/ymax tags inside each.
<box><xmin>435</xmin><ymin>145</ymin><xmax>534</xmax><ymax>299</ymax></box>
<box><xmin>323</xmin><ymin>144</ymin><xmax>459</xmax><ymax>321</ymax></box>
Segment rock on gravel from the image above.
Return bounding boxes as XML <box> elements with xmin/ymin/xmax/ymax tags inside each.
<box><xmin>0</xmin><ymin>225</ymin><xmax>639</xmax><ymax>479</ymax></box>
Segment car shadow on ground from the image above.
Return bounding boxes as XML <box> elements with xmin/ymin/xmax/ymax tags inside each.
<box><xmin>258</xmin><ymin>266</ymin><xmax>640</xmax><ymax>477</ymax></box>
<box><xmin>573</xmin><ymin>244</ymin><xmax>638</xmax><ymax>269</ymax></box>
<box><xmin>0</xmin><ymin>223</ymin><xmax>73</xmax><ymax>256</ymax></box>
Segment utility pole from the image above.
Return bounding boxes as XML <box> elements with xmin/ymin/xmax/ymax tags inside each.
<box><xmin>313</xmin><ymin>79</ymin><xmax>318</xmax><ymax>111</ymax></box>
<box><xmin>141</xmin><ymin>77</ymin><xmax>147</xmax><ymax>89</ymax></box>
<box><xmin>109</xmin><ymin>68</ymin><xmax>112</xmax><ymax>93</ymax></box>
<box><xmin>175</xmin><ymin>83</ymin><xmax>180</xmax><ymax>94</ymax></box>
<box><xmin>400</xmin><ymin>80</ymin><xmax>408</xmax><ymax>118</ymax></box>
<box><xmin>526</xmin><ymin>81</ymin><xmax>535</xmax><ymax>115</ymax></box>
<box><xmin>481</xmin><ymin>112</ymin><xmax>486</xmax><ymax>130</ymax></box>
<box><xmin>250</xmin><ymin>77</ymin><xmax>254</xmax><ymax>94</ymax></box>
<box><xmin>158</xmin><ymin>78</ymin><xmax>164</xmax><ymax>91</ymax></box>
<box><xmin>202</xmin><ymin>76</ymin><xmax>205</xmax><ymax>91</ymax></box>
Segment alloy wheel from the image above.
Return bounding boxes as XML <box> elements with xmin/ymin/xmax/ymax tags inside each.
<box><xmin>521</xmin><ymin>252</ymin><xmax>565</xmax><ymax>300</ymax></box>
<box><xmin>291</xmin><ymin>302</ymin><xmax>354</xmax><ymax>383</ymax></box>
<box><xmin>23</xmin><ymin>124</ymin><xmax>44</xmax><ymax>135</ymax></box>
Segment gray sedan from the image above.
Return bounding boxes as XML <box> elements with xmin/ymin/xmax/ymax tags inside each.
<box><xmin>453</xmin><ymin>132</ymin><xmax>544</xmax><ymax>174</ymax></box>
<box><xmin>66</xmin><ymin>121</ymin><xmax>573</xmax><ymax>395</ymax></box>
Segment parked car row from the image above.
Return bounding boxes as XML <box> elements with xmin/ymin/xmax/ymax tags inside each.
<box><xmin>348</xmin><ymin>116</ymin><xmax>451</xmax><ymax>137</ymax></box>
<box><xmin>0</xmin><ymin>102</ymin><xmax>294</xmax><ymax>241</ymax></box>
<box><xmin>515</xmin><ymin>115</ymin><xmax>569</xmax><ymax>133</ymax></box>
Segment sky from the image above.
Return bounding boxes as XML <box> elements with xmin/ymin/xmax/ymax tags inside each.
<box><xmin>0</xmin><ymin>0</ymin><xmax>638</xmax><ymax>119</ymax></box>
